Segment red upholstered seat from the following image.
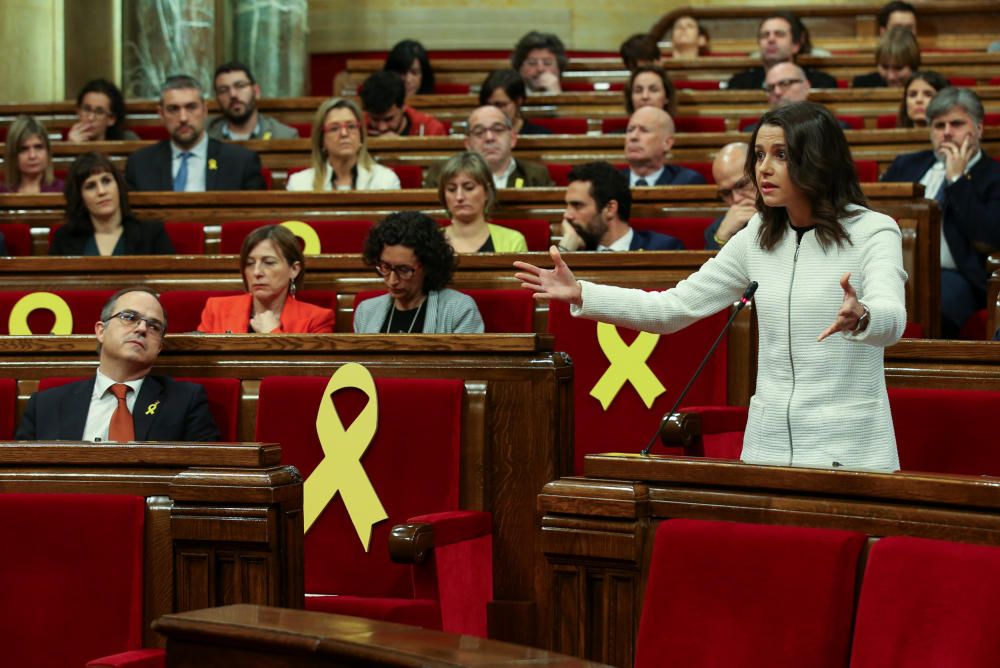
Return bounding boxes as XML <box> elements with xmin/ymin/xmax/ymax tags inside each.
<box><xmin>388</xmin><ymin>164</ymin><xmax>423</xmax><ymax>189</ymax></box>
<box><xmin>545</xmin><ymin>163</ymin><xmax>574</xmax><ymax>187</ymax></box>
<box><xmin>675</xmin><ymin>116</ymin><xmax>726</xmax><ymax>133</ymax></box>
<box><xmin>635</xmin><ymin>519</ymin><xmax>865</xmax><ymax>668</ymax></box>
<box><xmin>260</xmin><ymin>166</ymin><xmax>273</xmax><ymax>190</ymax></box>
<box><xmin>876</xmin><ymin>114</ymin><xmax>898</xmax><ymax>129</ymax></box>
<box><xmin>433</xmin><ymin>82</ymin><xmax>470</xmax><ymax>94</ymax></box>
<box><xmin>524</xmin><ymin>117</ymin><xmax>588</xmax><ymax>134</ymax></box>
<box><xmin>163</xmin><ymin>221</ymin><xmax>206</xmax><ymax>254</ymax></box>
<box><xmin>0</xmin><ymin>223</ymin><xmax>34</xmax><ymax>256</ymax></box>
<box><xmin>0</xmin><ymin>377</ymin><xmax>15</xmax><ymax>439</ymax></box>
<box><xmin>130</xmin><ymin>125</ymin><xmax>169</xmax><ymax>141</ymax></box>
<box><xmin>289</xmin><ymin>122</ymin><xmax>310</xmax><ymax>138</ymax></box>
<box><xmin>675</xmin><ymin>160</ymin><xmax>714</xmax><ymax>183</ymax></box>
<box><xmin>0</xmin><ymin>493</ymin><xmax>148</xmax><ymax>666</ymax></box>
<box><xmin>159</xmin><ymin>290</ymin><xmax>242</xmax><ymax>332</ymax></box>
<box><xmin>491</xmin><ymin>218</ymin><xmax>551</xmax><ymax>251</ymax></box>
<box><xmin>672</xmin><ymin>79</ymin><xmax>722</xmax><ymax>90</ymax></box>
<box><xmin>958</xmin><ymin>307</ymin><xmax>989</xmax><ymax>340</ymax></box>
<box><xmin>256</xmin><ymin>375</ymin><xmax>492</xmax><ymax>636</ymax></box>
<box><xmin>218</xmin><ymin>219</ymin><xmax>375</xmax><ymax>254</ymax></box>
<box><xmin>947</xmin><ymin>76</ymin><xmax>978</xmax><ymax>87</ymax></box>
<box><xmin>547</xmin><ymin>300</ymin><xmax>730</xmax><ymax>474</ymax></box>
<box><xmin>854</xmin><ymin>159</ymin><xmax>879</xmax><ymax>182</ymax></box>
<box><xmin>630</xmin><ymin>216</ymin><xmax>715</xmax><ymax>250</ymax></box>
<box><xmin>851</xmin><ymin>536</ymin><xmax>1000</xmax><ymax>668</ymax></box>
<box><xmin>352</xmin><ymin>288</ymin><xmax>532</xmax><ymax>333</ymax></box>
<box><xmin>838</xmin><ymin>115</ymin><xmax>864</xmax><ymax>130</ymax></box>
<box><xmin>0</xmin><ymin>289</ymin><xmax>116</xmax><ymax>335</ymax></box>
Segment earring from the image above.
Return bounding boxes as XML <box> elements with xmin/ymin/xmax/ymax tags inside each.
<box><xmin>289</xmin><ymin>278</ymin><xmax>297</xmax><ymax>297</ymax></box>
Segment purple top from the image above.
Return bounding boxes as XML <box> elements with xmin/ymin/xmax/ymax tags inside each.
<box><xmin>0</xmin><ymin>178</ymin><xmax>64</xmax><ymax>194</ymax></box>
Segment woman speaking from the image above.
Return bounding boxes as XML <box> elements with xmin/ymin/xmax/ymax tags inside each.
<box><xmin>515</xmin><ymin>102</ymin><xmax>907</xmax><ymax>471</ymax></box>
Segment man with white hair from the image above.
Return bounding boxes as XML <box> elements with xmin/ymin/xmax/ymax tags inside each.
<box><xmin>621</xmin><ymin>106</ymin><xmax>705</xmax><ymax>186</ymax></box>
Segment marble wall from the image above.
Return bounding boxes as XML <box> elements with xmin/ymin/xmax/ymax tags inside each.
<box><xmin>0</xmin><ymin>0</ymin><xmax>64</xmax><ymax>103</ymax></box>
<box><xmin>123</xmin><ymin>0</ymin><xmax>216</xmax><ymax>98</ymax></box>
<box><xmin>233</xmin><ymin>0</ymin><xmax>308</xmax><ymax>97</ymax></box>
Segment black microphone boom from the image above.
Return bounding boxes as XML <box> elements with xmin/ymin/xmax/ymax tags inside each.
<box><xmin>640</xmin><ymin>281</ymin><xmax>758</xmax><ymax>456</ymax></box>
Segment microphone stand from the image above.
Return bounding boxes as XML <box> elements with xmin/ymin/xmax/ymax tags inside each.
<box><xmin>641</xmin><ymin>281</ymin><xmax>758</xmax><ymax>456</ymax></box>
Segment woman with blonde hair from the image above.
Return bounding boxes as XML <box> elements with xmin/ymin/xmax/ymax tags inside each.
<box><xmin>286</xmin><ymin>98</ymin><xmax>400</xmax><ymax>191</ymax></box>
<box><xmin>437</xmin><ymin>151</ymin><xmax>527</xmax><ymax>253</ymax></box>
<box><xmin>1</xmin><ymin>115</ymin><xmax>63</xmax><ymax>194</ymax></box>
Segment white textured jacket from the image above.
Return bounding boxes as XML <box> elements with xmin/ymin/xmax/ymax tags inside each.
<box><xmin>573</xmin><ymin>206</ymin><xmax>907</xmax><ymax>471</ymax></box>
<box><xmin>286</xmin><ymin>162</ymin><xmax>401</xmax><ymax>191</ymax></box>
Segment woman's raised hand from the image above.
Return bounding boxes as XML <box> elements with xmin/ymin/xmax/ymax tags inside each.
<box><xmin>513</xmin><ymin>246</ymin><xmax>583</xmax><ymax>306</ymax></box>
<box><xmin>818</xmin><ymin>272</ymin><xmax>865</xmax><ymax>341</ymax></box>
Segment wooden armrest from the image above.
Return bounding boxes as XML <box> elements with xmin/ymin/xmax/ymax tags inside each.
<box><xmin>660</xmin><ymin>411</ymin><xmax>705</xmax><ymax>456</ymax></box>
<box><xmin>388</xmin><ymin>522</ymin><xmax>435</xmax><ymax>564</ymax></box>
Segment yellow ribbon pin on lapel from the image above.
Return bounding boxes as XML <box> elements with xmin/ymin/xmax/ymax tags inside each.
<box><xmin>145</xmin><ymin>401</ymin><xmax>160</xmax><ymax>416</ymax></box>
<box><xmin>208</xmin><ymin>158</ymin><xmax>218</xmax><ymax>170</ymax></box>
<box><xmin>589</xmin><ymin>322</ymin><xmax>666</xmax><ymax>409</ymax></box>
<box><xmin>304</xmin><ymin>363</ymin><xmax>387</xmax><ymax>551</ymax></box>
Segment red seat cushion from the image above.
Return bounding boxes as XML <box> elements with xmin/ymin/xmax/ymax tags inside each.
<box><xmin>130</xmin><ymin>125</ymin><xmax>169</xmax><ymax>141</ymax></box>
<box><xmin>0</xmin><ymin>378</ymin><xmax>14</xmax><ymax>439</ymax></box>
<box><xmin>672</xmin><ymin>79</ymin><xmax>721</xmax><ymax>90</ymax></box>
<box><xmin>389</xmin><ymin>164</ymin><xmax>423</xmax><ymax>189</ymax></box>
<box><xmin>0</xmin><ymin>289</ymin><xmax>116</xmax><ymax>335</ymax></box>
<box><xmin>675</xmin><ymin>160</ymin><xmax>714</xmax><ymax>184</ymax></box>
<box><xmin>854</xmin><ymin>159</ymin><xmax>879</xmax><ymax>182</ymax></box>
<box><xmin>675</xmin><ymin>116</ymin><xmax>725</xmax><ymax>133</ymax></box>
<box><xmin>876</xmin><ymin>114</ymin><xmax>898</xmax><ymax>129</ymax></box>
<box><xmin>490</xmin><ymin>218</ymin><xmax>551</xmax><ymax>251</ymax></box>
<box><xmin>545</xmin><ymin>163</ymin><xmax>574</xmax><ymax>187</ymax></box>
<box><xmin>0</xmin><ymin>494</ymin><xmax>145</xmax><ymax>666</ymax></box>
<box><xmin>353</xmin><ymin>288</ymin><xmax>532</xmax><ymax>333</ymax></box>
<box><xmin>163</xmin><ymin>221</ymin><xmax>206</xmax><ymax>254</ymax></box>
<box><xmin>433</xmin><ymin>82</ymin><xmax>470</xmax><ymax>95</ymax></box>
<box><xmin>851</xmin><ymin>536</ymin><xmax>1000</xmax><ymax>668</ymax></box>
<box><xmin>630</xmin><ymin>216</ymin><xmax>715</xmax><ymax>250</ymax></box>
<box><xmin>636</xmin><ymin>519</ymin><xmax>865</xmax><ymax>668</ymax></box>
<box><xmin>0</xmin><ymin>223</ymin><xmax>34</xmax><ymax>256</ymax></box>
<box><xmin>306</xmin><ymin>596</ymin><xmax>441</xmax><ymax>629</ymax></box>
<box><xmin>219</xmin><ymin>219</ymin><xmax>375</xmax><ymax>254</ymax></box>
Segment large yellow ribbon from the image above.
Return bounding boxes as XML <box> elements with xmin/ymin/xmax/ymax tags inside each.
<box><xmin>304</xmin><ymin>363</ymin><xmax>388</xmax><ymax>551</ymax></box>
<box><xmin>589</xmin><ymin>322</ymin><xmax>666</xmax><ymax>410</ymax></box>
<box><xmin>8</xmin><ymin>292</ymin><xmax>73</xmax><ymax>335</ymax></box>
<box><xmin>281</xmin><ymin>220</ymin><xmax>321</xmax><ymax>255</ymax></box>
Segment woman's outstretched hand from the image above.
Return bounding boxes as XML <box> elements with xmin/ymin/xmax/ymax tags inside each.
<box><xmin>818</xmin><ymin>272</ymin><xmax>864</xmax><ymax>341</ymax></box>
<box><xmin>513</xmin><ymin>246</ymin><xmax>583</xmax><ymax>306</ymax></box>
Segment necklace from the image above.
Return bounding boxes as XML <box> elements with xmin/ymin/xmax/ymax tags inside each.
<box><xmin>386</xmin><ymin>298</ymin><xmax>424</xmax><ymax>333</ymax></box>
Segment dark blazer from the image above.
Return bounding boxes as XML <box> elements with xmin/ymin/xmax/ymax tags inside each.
<box><xmin>49</xmin><ymin>216</ymin><xmax>175</xmax><ymax>256</ymax></box>
<box><xmin>519</xmin><ymin>120</ymin><xmax>553</xmax><ymax>135</ymax></box>
<box><xmin>620</xmin><ymin>165</ymin><xmax>706</xmax><ymax>186</ymax></box>
<box><xmin>727</xmin><ymin>66</ymin><xmax>838</xmax><ymax>90</ymax></box>
<box><xmin>630</xmin><ymin>228</ymin><xmax>683</xmax><ymax>250</ymax></box>
<box><xmin>16</xmin><ymin>375</ymin><xmax>220</xmax><ymax>442</ymax></box>
<box><xmin>851</xmin><ymin>71</ymin><xmax>888</xmax><ymax>88</ymax></box>
<box><xmin>0</xmin><ymin>231</ymin><xmax>6</xmax><ymax>256</ymax></box>
<box><xmin>882</xmin><ymin>148</ymin><xmax>1000</xmax><ymax>294</ymax></box>
<box><xmin>424</xmin><ymin>158</ymin><xmax>554</xmax><ymax>188</ymax></box>
<box><xmin>124</xmin><ymin>138</ymin><xmax>265</xmax><ymax>191</ymax></box>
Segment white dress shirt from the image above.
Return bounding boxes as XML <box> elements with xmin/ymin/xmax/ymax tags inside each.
<box><xmin>629</xmin><ymin>167</ymin><xmax>664</xmax><ymax>187</ymax></box>
<box><xmin>82</xmin><ymin>370</ymin><xmax>145</xmax><ymax>442</ymax></box>
<box><xmin>493</xmin><ymin>158</ymin><xmax>518</xmax><ymax>190</ymax></box>
<box><xmin>598</xmin><ymin>228</ymin><xmax>633</xmax><ymax>251</ymax></box>
<box><xmin>171</xmin><ymin>133</ymin><xmax>209</xmax><ymax>192</ymax></box>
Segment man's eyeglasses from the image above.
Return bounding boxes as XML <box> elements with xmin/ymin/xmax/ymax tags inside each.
<box><xmin>324</xmin><ymin>121</ymin><xmax>360</xmax><ymax>134</ymax></box>
<box><xmin>79</xmin><ymin>105</ymin><xmax>111</xmax><ymax>118</ymax></box>
<box><xmin>717</xmin><ymin>176</ymin><xmax>754</xmax><ymax>201</ymax></box>
<box><xmin>375</xmin><ymin>261</ymin><xmax>419</xmax><ymax>280</ymax></box>
<box><xmin>762</xmin><ymin>78</ymin><xmax>804</xmax><ymax>94</ymax></box>
<box><xmin>106</xmin><ymin>310</ymin><xmax>165</xmax><ymax>336</ymax></box>
<box><xmin>215</xmin><ymin>80</ymin><xmax>253</xmax><ymax>96</ymax></box>
<box><xmin>468</xmin><ymin>124</ymin><xmax>510</xmax><ymax>139</ymax></box>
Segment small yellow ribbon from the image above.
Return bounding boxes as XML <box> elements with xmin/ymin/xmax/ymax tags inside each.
<box><xmin>208</xmin><ymin>158</ymin><xmax>218</xmax><ymax>170</ymax></box>
<box><xmin>304</xmin><ymin>363</ymin><xmax>387</xmax><ymax>551</ymax></box>
<box><xmin>262</xmin><ymin>131</ymin><xmax>273</xmax><ymax>140</ymax></box>
<box><xmin>145</xmin><ymin>401</ymin><xmax>160</xmax><ymax>416</ymax></box>
<box><xmin>514</xmin><ymin>177</ymin><xmax>524</xmax><ymax>188</ymax></box>
<box><xmin>280</xmin><ymin>220</ymin><xmax>321</xmax><ymax>255</ymax></box>
<box><xmin>589</xmin><ymin>322</ymin><xmax>666</xmax><ymax>409</ymax></box>
<box><xmin>8</xmin><ymin>292</ymin><xmax>73</xmax><ymax>335</ymax></box>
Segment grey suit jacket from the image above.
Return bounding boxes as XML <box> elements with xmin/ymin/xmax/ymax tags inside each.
<box><xmin>207</xmin><ymin>113</ymin><xmax>300</xmax><ymax>140</ymax></box>
<box><xmin>353</xmin><ymin>289</ymin><xmax>484</xmax><ymax>333</ymax></box>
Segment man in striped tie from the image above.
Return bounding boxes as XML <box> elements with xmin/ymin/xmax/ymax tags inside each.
<box><xmin>16</xmin><ymin>288</ymin><xmax>219</xmax><ymax>442</ymax></box>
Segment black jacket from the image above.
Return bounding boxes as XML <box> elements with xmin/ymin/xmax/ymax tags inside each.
<box><xmin>124</xmin><ymin>138</ymin><xmax>265</xmax><ymax>191</ymax></box>
<box><xmin>49</xmin><ymin>216</ymin><xmax>175</xmax><ymax>256</ymax></box>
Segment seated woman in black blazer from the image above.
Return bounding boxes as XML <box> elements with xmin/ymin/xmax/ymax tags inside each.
<box><xmin>51</xmin><ymin>152</ymin><xmax>174</xmax><ymax>256</ymax></box>
<box><xmin>852</xmin><ymin>26</ymin><xmax>920</xmax><ymax>88</ymax></box>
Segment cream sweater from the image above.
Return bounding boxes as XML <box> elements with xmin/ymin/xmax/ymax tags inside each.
<box><xmin>573</xmin><ymin>206</ymin><xmax>907</xmax><ymax>470</ymax></box>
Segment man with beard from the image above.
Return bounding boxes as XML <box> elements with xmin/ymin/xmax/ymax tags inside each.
<box><xmin>208</xmin><ymin>62</ymin><xmax>298</xmax><ymax>141</ymax></box>
<box><xmin>125</xmin><ymin>75</ymin><xmax>265</xmax><ymax>191</ymax></box>
<box><xmin>557</xmin><ymin>161</ymin><xmax>683</xmax><ymax>252</ymax></box>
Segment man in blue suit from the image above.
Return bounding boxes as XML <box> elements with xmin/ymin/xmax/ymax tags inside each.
<box><xmin>621</xmin><ymin>107</ymin><xmax>705</xmax><ymax>187</ymax></box>
<box><xmin>881</xmin><ymin>87</ymin><xmax>1000</xmax><ymax>337</ymax></box>
<box><xmin>557</xmin><ymin>161</ymin><xmax>683</xmax><ymax>251</ymax></box>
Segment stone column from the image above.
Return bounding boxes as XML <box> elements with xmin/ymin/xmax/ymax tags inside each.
<box><xmin>232</xmin><ymin>0</ymin><xmax>308</xmax><ymax>97</ymax></box>
<box><xmin>123</xmin><ymin>0</ymin><xmax>216</xmax><ymax>98</ymax></box>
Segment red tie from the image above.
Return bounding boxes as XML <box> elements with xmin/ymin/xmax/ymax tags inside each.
<box><xmin>108</xmin><ymin>383</ymin><xmax>135</xmax><ymax>442</ymax></box>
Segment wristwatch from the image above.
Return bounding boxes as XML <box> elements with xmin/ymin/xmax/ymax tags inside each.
<box><xmin>853</xmin><ymin>303</ymin><xmax>870</xmax><ymax>334</ymax></box>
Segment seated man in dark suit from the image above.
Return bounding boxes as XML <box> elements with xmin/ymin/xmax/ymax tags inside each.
<box><xmin>16</xmin><ymin>287</ymin><xmax>220</xmax><ymax>441</ymax></box>
<box><xmin>622</xmin><ymin>107</ymin><xmax>705</xmax><ymax>187</ymax></box>
<box><xmin>881</xmin><ymin>87</ymin><xmax>1000</xmax><ymax>338</ymax></box>
<box><xmin>705</xmin><ymin>142</ymin><xmax>758</xmax><ymax>250</ymax></box>
<box><xmin>125</xmin><ymin>75</ymin><xmax>265</xmax><ymax>192</ymax></box>
<box><xmin>558</xmin><ymin>161</ymin><xmax>683</xmax><ymax>251</ymax></box>
<box><xmin>424</xmin><ymin>105</ymin><xmax>553</xmax><ymax>188</ymax></box>
<box><xmin>727</xmin><ymin>12</ymin><xmax>837</xmax><ymax>91</ymax></box>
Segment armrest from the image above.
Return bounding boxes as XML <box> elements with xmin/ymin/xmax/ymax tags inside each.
<box><xmin>662</xmin><ymin>406</ymin><xmax>749</xmax><ymax>457</ymax></box>
<box><xmin>86</xmin><ymin>649</ymin><xmax>165</xmax><ymax>668</ymax></box>
<box><xmin>389</xmin><ymin>511</ymin><xmax>492</xmax><ymax>564</ymax></box>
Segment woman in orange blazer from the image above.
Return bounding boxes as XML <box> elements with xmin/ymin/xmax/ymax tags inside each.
<box><xmin>197</xmin><ymin>225</ymin><xmax>335</xmax><ymax>333</ymax></box>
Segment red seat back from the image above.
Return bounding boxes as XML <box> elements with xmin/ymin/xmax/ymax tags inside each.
<box><xmin>854</xmin><ymin>159</ymin><xmax>879</xmax><ymax>182</ymax></box>
<box><xmin>630</xmin><ymin>216</ymin><xmax>716</xmax><ymax>250</ymax></box>
<box><xmin>547</xmin><ymin>300</ymin><xmax>730</xmax><ymax>474</ymax></box>
<box><xmin>0</xmin><ymin>378</ymin><xmax>15</xmax><ymax>439</ymax></box>
<box><xmin>433</xmin><ymin>82</ymin><xmax>470</xmax><ymax>94</ymax></box>
<box><xmin>260</xmin><ymin>166</ymin><xmax>273</xmax><ymax>190</ymax></box>
<box><xmin>889</xmin><ymin>386</ymin><xmax>1000</xmax><ymax>476</ymax></box>
<box><xmin>675</xmin><ymin>160</ymin><xmax>714</xmax><ymax>184</ymax></box>
<box><xmin>851</xmin><ymin>536</ymin><xmax>1000</xmax><ymax>668</ymax></box>
<box><xmin>0</xmin><ymin>223</ymin><xmax>34</xmax><ymax>256</ymax></box>
<box><xmin>636</xmin><ymin>519</ymin><xmax>865</xmax><ymax>668</ymax></box>
<box><xmin>159</xmin><ymin>290</ymin><xmax>243</xmax><ymax>333</ymax></box>
<box><xmin>0</xmin><ymin>493</ymin><xmax>145</xmax><ymax>666</ymax></box>
<box><xmin>876</xmin><ymin>114</ymin><xmax>898</xmax><ymax>129</ymax></box>
<box><xmin>491</xmin><ymin>218</ymin><xmax>551</xmax><ymax>251</ymax></box>
<box><xmin>672</xmin><ymin>79</ymin><xmax>722</xmax><ymax>90</ymax></box>
<box><xmin>130</xmin><ymin>125</ymin><xmax>169</xmax><ymax>141</ymax></box>
<box><xmin>524</xmin><ymin>117</ymin><xmax>588</xmax><ymax>135</ymax></box>
<box><xmin>219</xmin><ymin>219</ymin><xmax>375</xmax><ymax>254</ymax></box>
<box><xmin>255</xmin><ymin>374</ymin><xmax>464</xmax><ymax>598</ymax></box>
<box><xmin>675</xmin><ymin>116</ymin><xmax>726</xmax><ymax>133</ymax></box>
<box><xmin>163</xmin><ymin>221</ymin><xmax>206</xmax><ymax>254</ymax></box>
<box><xmin>389</xmin><ymin>164</ymin><xmax>423</xmax><ymax>189</ymax></box>
<box><xmin>0</xmin><ymin>289</ymin><xmax>115</xmax><ymax>335</ymax></box>
<box><xmin>838</xmin><ymin>115</ymin><xmax>864</xmax><ymax>130</ymax></box>
<box><xmin>545</xmin><ymin>163</ymin><xmax>574</xmax><ymax>187</ymax></box>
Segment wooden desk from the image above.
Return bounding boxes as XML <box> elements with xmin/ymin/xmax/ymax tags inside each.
<box><xmin>537</xmin><ymin>453</ymin><xmax>1000</xmax><ymax>667</ymax></box>
<box><xmin>0</xmin><ymin>442</ymin><xmax>301</xmax><ymax>649</ymax></box>
<box><xmin>153</xmin><ymin>604</ymin><xmax>611</xmax><ymax>667</ymax></box>
<box><xmin>0</xmin><ymin>334</ymin><xmax>571</xmax><ymax>647</ymax></box>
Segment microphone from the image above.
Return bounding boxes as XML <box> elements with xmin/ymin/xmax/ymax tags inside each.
<box><xmin>641</xmin><ymin>281</ymin><xmax>758</xmax><ymax>456</ymax></box>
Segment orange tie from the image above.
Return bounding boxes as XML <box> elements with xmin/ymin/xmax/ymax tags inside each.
<box><xmin>108</xmin><ymin>383</ymin><xmax>135</xmax><ymax>442</ymax></box>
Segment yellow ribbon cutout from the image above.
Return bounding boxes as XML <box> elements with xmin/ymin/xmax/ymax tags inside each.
<box><xmin>145</xmin><ymin>401</ymin><xmax>160</xmax><ymax>416</ymax></box>
<box><xmin>208</xmin><ymin>158</ymin><xmax>218</xmax><ymax>170</ymax></box>
<box><xmin>281</xmin><ymin>220</ymin><xmax>321</xmax><ymax>255</ymax></box>
<box><xmin>304</xmin><ymin>363</ymin><xmax>388</xmax><ymax>551</ymax></box>
<box><xmin>8</xmin><ymin>292</ymin><xmax>73</xmax><ymax>335</ymax></box>
<box><xmin>589</xmin><ymin>322</ymin><xmax>666</xmax><ymax>410</ymax></box>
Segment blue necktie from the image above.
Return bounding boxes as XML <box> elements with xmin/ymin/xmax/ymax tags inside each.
<box><xmin>173</xmin><ymin>152</ymin><xmax>191</xmax><ymax>191</ymax></box>
<box><xmin>635</xmin><ymin>178</ymin><xmax>648</xmax><ymax>187</ymax></box>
